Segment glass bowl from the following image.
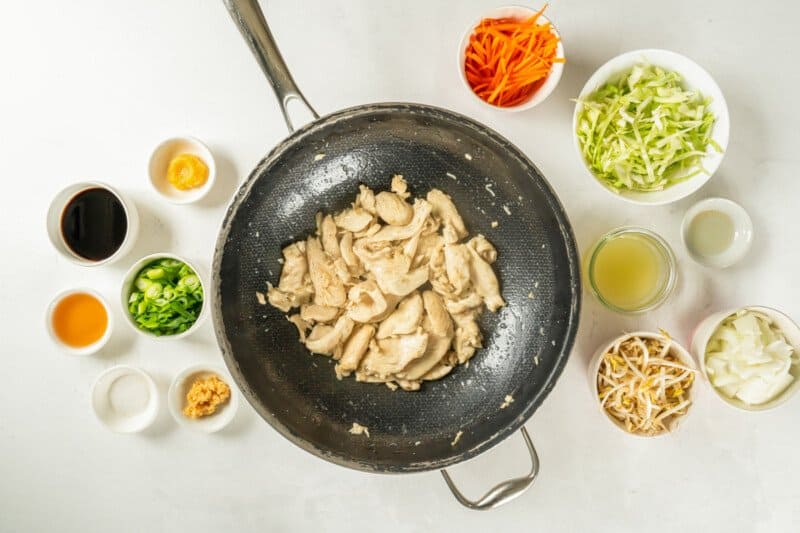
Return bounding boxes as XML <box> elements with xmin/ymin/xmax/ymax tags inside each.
<box><xmin>584</xmin><ymin>227</ymin><xmax>677</xmax><ymax>314</ymax></box>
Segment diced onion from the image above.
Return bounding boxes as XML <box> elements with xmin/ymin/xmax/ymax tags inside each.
<box><xmin>705</xmin><ymin>310</ymin><xmax>797</xmax><ymax>405</ymax></box>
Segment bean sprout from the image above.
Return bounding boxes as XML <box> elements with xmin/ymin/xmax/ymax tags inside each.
<box><xmin>596</xmin><ymin>334</ymin><xmax>695</xmax><ymax>436</ymax></box>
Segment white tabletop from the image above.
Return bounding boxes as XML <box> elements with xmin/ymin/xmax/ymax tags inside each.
<box><xmin>2</xmin><ymin>1</ymin><xmax>798</xmax><ymax>531</ymax></box>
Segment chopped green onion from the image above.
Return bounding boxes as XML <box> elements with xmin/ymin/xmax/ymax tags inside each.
<box><xmin>576</xmin><ymin>64</ymin><xmax>722</xmax><ymax>193</ymax></box>
<box><xmin>127</xmin><ymin>258</ymin><xmax>203</xmax><ymax>336</ymax></box>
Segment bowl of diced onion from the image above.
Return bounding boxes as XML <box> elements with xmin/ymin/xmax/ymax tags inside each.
<box><xmin>691</xmin><ymin>306</ymin><xmax>800</xmax><ymax>411</ymax></box>
<box><xmin>589</xmin><ymin>331</ymin><xmax>697</xmax><ymax>437</ymax></box>
<box><xmin>573</xmin><ymin>49</ymin><xmax>729</xmax><ymax>205</ymax></box>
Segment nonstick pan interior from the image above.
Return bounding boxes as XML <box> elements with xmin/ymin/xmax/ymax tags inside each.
<box><xmin>213</xmin><ymin>103</ymin><xmax>580</xmax><ymax>472</ymax></box>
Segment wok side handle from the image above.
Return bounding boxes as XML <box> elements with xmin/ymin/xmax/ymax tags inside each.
<box><xmin>223</xmin><ymin>0</ymin><xmax>318</xmax><ymax>132</ymax></box>
<box><xmin>440</xmin><ymin>427</ymin><xmax>540</xmax><ymax>511</ymax></box>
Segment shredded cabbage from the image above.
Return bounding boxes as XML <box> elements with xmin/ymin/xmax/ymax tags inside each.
<box><xmin>705</xmin><ymin>310</ymin><xmax>797</xmax><ymax>405</ymax></box>
<box><xmin>576</xmin><ymin>64</ymin><xmax>722</xmax><ymax>192</ymax></box>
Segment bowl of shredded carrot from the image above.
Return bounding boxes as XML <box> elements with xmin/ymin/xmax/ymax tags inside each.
<box><xmin>459</xmin><ymin>5</ymin><xmax>565</xmax><ymax>110</ymax></box>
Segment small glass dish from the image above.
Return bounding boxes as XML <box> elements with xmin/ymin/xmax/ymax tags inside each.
<box><xmin>584</xmin><ymin>227</ymin><xmax>677</xmax><ymax>314</ymax></box>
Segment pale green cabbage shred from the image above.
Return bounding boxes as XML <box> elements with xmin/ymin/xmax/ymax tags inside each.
<box><xmin>576</xmin><ymin>64</ymin><xmax>722</xmax><ymax>192</ymax></box>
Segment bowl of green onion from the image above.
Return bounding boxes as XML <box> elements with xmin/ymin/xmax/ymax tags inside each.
<box><xmin>573</xmin><ymin>49</ymin><xmax>729</xmax><ymax>205</ymax></box>
<box><xmin>121</xmin><ymin>253</ymin><xmax>207</xmax><ymax>339</ymax></box>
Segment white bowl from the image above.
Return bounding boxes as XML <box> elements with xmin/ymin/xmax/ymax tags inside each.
<box><xmin>588</xmin><ymin>331</ymin><xmax>697</xmax><ymax>438</ymax></box>
<box><xmin>148</xmin><ymin>136</ymin><xmax>216</xmax><ymax>204</ymax></box>
<box><xmin>46</xmin><ymin>181</ymin><xmax>139</xmax><ymax>266</ymax></box>
<box><xmin>681</xmin><ymin>197</ymin><xmax>753</xmax><ymax>268</ymax></box>
<box><xmin>168</xmin><ymin>365</ymin><xmax>239</xmax><ymax>433</ymax></box>
<box><xmin>120</xmin><ymin>253</ymin><xmax>208</xmax><ymax>340</ymax></box>
<box><xmin>690</xmin><ymin>306</ymin><xmax>800</xmax><ymax>411</ymax></box>
<box><xmin>572</xmin><ymin>49</ymin><xmax>730</xmax><ymax>205</ymax></box>
<box><xmin>91</xmin><ymin>365</ymin><xmax>159</xmax><ymax>433</ymax></box>
<box><xmin>45</xmin><ymin>288</ymin><xmax>113</xmax><ymax>356</ymax></box>
<box><xmin>457</xmin><ymin>5</ymin><xmax>565</xmax><ymax>112</ymax></box>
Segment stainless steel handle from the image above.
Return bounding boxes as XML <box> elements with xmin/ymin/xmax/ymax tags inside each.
<box><xmin>440</xmin><ymin>427</ymin><xmax>540</xmax><ymax>510</ymax></box>
<box><xmin>223</xmin><ymin>0</ymin><xmax>318</xmax><ymax>131</ymax></box>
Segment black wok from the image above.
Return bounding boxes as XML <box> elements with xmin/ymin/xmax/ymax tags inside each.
<box><xmin>214</xmin><ymin>0</ymin><xmax>580</xmax><ymax>509</ymax></box>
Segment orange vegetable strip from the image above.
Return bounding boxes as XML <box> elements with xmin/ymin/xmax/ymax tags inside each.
<box><xmin>463</xmin><ymin>4</ymin><xmax>563</xmax><ymax>107</ymax></box>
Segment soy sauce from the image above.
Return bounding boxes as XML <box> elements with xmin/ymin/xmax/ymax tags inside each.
<box><xmin>60</xmin><ymin>187</ymin><xmax>128</xmax><ymax>261</ymax></box>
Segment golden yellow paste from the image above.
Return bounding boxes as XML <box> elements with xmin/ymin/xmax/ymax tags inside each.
<box><xmin>183</xmin><ymin>375</ymin><xmax>231</xmax><ymax>419</ymax></box>
<box><xmin>167</xmin><ymin>153</ymin><xmax>209</xmax><ymax>190</ymax></box>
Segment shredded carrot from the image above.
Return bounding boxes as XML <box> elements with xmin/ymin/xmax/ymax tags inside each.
<box><xmin>464</xmin><ymin>5</ymin><xmax>564</xmax><ymax>107</ymax></box>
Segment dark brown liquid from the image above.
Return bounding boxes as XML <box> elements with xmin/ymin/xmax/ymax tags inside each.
<box><xmin>60</xmin><ymin>187</ymin><xmax>128</xmax><ymax>261</ymax></box>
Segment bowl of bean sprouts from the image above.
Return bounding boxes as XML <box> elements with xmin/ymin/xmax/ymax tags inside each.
<box><xmin>589</xmin><ymin>331</ymin><xmax>697</xmax><ymax>437</ymax></box>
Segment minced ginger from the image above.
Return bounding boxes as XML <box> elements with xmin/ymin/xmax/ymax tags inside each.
<box><xmin>183</xmin><ymin>375</ymin><xmax>231</xmax><ymax>419</ymax></box>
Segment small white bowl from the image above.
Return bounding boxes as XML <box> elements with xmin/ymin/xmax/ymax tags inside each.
<box><xmin>45</xmin><ymin>288</ymin><xmax>113</xmax><ymax>356</ymax></box>
<box><xmin>690</xmin><ymin>306</ymin><xmax>800</xmax><ymax>411</ymax></box>
<box><xmin>148</xmin><ymin>136</ymin><xmax>216</xmax><ymax>204</ymax></box>
<box><xmin>168</xmin><ymin>365</ymin><xmax>239</xmax><ymax>433</ymax></box>
<box><xmin>92</xmin><ymin>365</ymin><xmax>159</xmax><ymax>433</ymax></box>
<box><xmin>46</xmin><ymin>181</ymin><xmax>140</xmax><ymax>266</ymax></box>
<box><xmin>457</xmin><ymin>5</ymin><xmax>565</xmax><ymax>111</ymax></box>
<box><xmin>681</xmin><ymin>197</ymin><xmax>753</xmax><ymax>268</ymax></box>
<box><xmin>120</xmin><ymin>253</ymin><xmax>208</xmax><ymax>340</ymax></box>
<box><xmin>588</xmin><ymin>331</ymin><xmax>697</xmax><ymax>438</ymax></box>
<box><xmin>573</xmin><ymin>49</ymin><xmax>730</xmax><ymax>205</ymax></box>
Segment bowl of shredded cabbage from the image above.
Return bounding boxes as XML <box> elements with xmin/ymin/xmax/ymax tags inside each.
<box><xmin>573</xmin><ymin>49</ymin><xmax>729</xmax><ymax>205</ymax></box>
<box><xmin>590</xmin><ymin>331</ymin><xmax>697</xmax><ymax>437</ymax></box>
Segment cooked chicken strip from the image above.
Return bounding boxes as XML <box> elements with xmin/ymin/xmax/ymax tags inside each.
<box><xmin>306</xmin><ymin>236</ymin><xmax>346</xmax><ymax>307</ymax></box>
<box><xmin>466</xmin><ymin>246</ymin><xmax>505</xmax><ymax>312</ymax></box>
<box><xmin>397</xmin><ymin>334</ymin><xmax>452</xmax><ymax>381</ymax></box>
<box><xmin>422</xmin><ymin>291</ymin><xmax>453</xmax><ymax>338</ymax></box>
<box><xmin>336</xmin><ymin>324</ymin><xmax>375</xmax><ymax>378</ymax></box>
<box><xmin>451</xmin><ymin>310</ymin><xmax>482</xmax><ymax>363</ymax></box>
<box><xmin>391</xmin><ymin>174</ymin><xmax>410</xmax><ymax>199</ymax></box>
<box><xmin>444</xmin><ymin>244</ymin><xmax>472</xmax><ymax>295</ymax></box>
<box><xmin>375</xmin><ymin>191</ymin><xmax>413</xmax><ymax>226</ymax></box>
<box><xmin>427</xmin><ymin>189</ymin><xmax>468</xmax><ymax>244</ymax></box>
<box><xmin>305</xmin><ymin>315</ymin><xmax>354</xmax><ymax>355</ymax></box>
<box><xmin>396</xmin><ymin>379</ymin><xmax>421</xmax><ymax>391</ymax></box>
<box><xmin>445</xmin><ymin>291</ymin><xmax>483</xmax><ymax>314</ymax></box>
<box><xmin>422</xmin><ymin>360</ymin><xmax>455</xmax><ymax>381</ymax></box>
<box><xmin>376</xmin><ymin>292</ymin><xmax>423</xmax><ymax>339</ymax></box>
<box><xmin>334</xmin><ymin>208</ymin><xmax>373</xmax><ymax>233</ymax></box>
<box><xmin>277</xmin><ymin>242</ymin><xmax>308</xmax><ymax>292</ymax></box>
<box><xmin>300</xmin><ymin>304</ymin><xmax>340</xmax><ymax>324</ymax></box>
<box><xmin>266</xmin><ymin>283</ymin><xmax>294</xmax><ymax>313</ymax></box>
<box><xmin>367</xmin><ymin>199</ymin><xmax>432</xmax><ymax>242</ymax></box>
<box><xmin>374</xmin><ymin>265</ymin><xmax>428</xmax><ymax>297</ymax></box>
<box><xmin>467</xmin><ymin>234</ymin><xmax>497</xmax><ymax>264</ymax></box>
<box><xmin>287</xmin><ymin>314</ymin><xmax>310</xmax><ymax>342</ymax></box>
<box><xmin>321</xmin><ymin>214</ymin><xmax>340</xmax><ymax>258</ymax></box>
<box><xmin>357</xmin><ymin>185</ymin><xmax>376</xmax><ymax>214</ymax></box>
<box><xmin>358</xmin><ymin>331</ymin><xmax>428</xmax><ymax>379</ymax></box>
<box><xmin>346</xmin><ymin>280</ymin><xmax>388</xmax><ymax>322</ymax></box>
<box><xmin>339</xmin><ymin>232</ymin><xmax>360</xmax><ymax>270</ymax></box>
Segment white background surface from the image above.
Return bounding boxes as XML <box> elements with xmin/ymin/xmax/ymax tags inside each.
<box><xmin>1</xmin><ymin>1</ymin><xmax>798</xmax><ymax>532</ymax></box>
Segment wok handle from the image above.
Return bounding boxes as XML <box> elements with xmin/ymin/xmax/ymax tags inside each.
<box><xmin>222</xmin><ymin>0</ymin><xmax>318</xmax><ymax>131</ymax></box>
<box><xmin>440</xmin><ymin>427</ymin><xmax>540</xmax><ymax>511</ymax></box>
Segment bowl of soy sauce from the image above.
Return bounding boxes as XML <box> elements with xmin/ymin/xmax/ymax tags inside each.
<box><xmin>47</xmin><ymin>182</ymin><xmax>139</xmax><ymax>266</ymax></box>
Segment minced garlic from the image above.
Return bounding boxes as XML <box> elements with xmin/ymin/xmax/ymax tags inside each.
<box><xmin>183</xmin><ymin>375</ymin><xmax>231</xmax><ymax>419</ymax></box>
